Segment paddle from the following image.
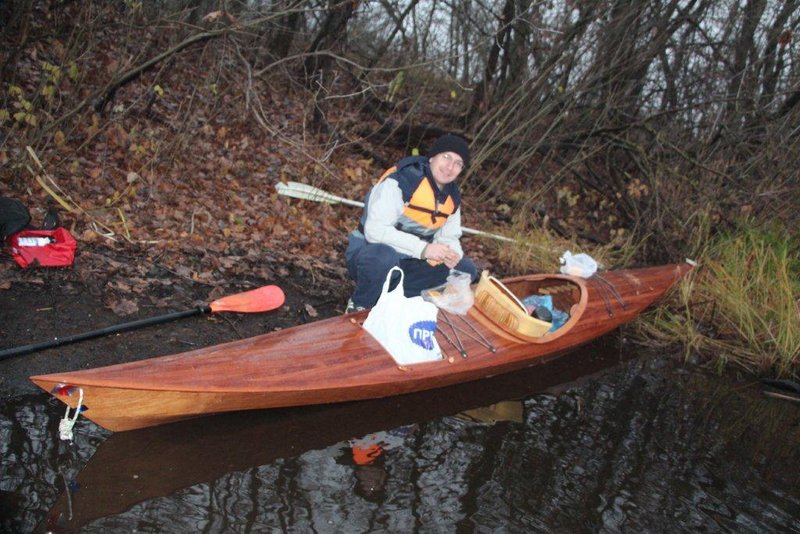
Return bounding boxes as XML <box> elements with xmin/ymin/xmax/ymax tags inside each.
<box><xmin>275</xmin><ymin>181</ymin><xmax>515</xmax><ymax>243</ymax></box>
<box><xmin>0</xmin><ymin>285</ymin><xmax>285</xmax><ymax>361</ymax></box>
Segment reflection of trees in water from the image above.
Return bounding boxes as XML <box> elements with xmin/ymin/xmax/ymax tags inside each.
<box><xmin>511</xmin><ymin>360</ymin><xmax>800</xmax><ymax>530</ymax></box>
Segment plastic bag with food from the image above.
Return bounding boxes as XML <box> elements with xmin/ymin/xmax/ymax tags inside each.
<box><xmin>421</xmin><ymin>270</ymin><xmax>475</xmax><ymax>315</ymax></box>
<box><xmin>559</xmin><ymin>251</ymin><xmax>598</xmax><ymax>278</ymax></box>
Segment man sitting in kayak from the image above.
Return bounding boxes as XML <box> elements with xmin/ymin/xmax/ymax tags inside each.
<box><xmin>345</xmin><ymin>133</ymin><xmax>478</xmax><ymax>313</ymax></box>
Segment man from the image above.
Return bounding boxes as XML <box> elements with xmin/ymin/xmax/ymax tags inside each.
<box><xmin>345</xmin><ymin>133</ymin><xmax>478</xmax><ymax>312</ymax></box>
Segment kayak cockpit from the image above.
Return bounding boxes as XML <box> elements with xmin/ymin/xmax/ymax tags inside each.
<box><xmin>471</xmin><ymin>271</ymin><xmax>587</xmax><ymax>343</ymax></box>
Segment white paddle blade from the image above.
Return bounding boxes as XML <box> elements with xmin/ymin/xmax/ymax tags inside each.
<box><xmin>276</xmin><ymin>182</ymin><xmax>365</xmax><ymax>208</ymax></box>
<box><xmin>276</xmin><ymin>182</ymin><xmax>338</xmax><ymax>204</ymax></box>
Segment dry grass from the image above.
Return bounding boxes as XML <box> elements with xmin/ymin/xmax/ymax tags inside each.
<box><xmin>637</xmin><ymin>222</ymin><xmax>800</xmax><ymax>378</ymax></box>
<box><xmin>491</xmin><ymin>219</ymin><xmax>641</xmax><ymax>276</ymax></box>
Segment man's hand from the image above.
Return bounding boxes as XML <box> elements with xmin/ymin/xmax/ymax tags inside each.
<box><xmin>423</xmin><ymin>243</ymin><xmax>460</xmax><ymax>268</ymax></box>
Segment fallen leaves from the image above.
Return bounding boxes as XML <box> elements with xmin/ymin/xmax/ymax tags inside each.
<box><xmin>106</xmin><ymin>297</ymin><xmax>138</xmax><ymax>316</ymax></box>
<box><xmin>0</xmin><ymin>8</ymin><xmax>495</xmax><ymax>320</ymax></box>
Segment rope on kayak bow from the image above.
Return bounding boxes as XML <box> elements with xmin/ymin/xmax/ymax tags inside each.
<box><xmin>58</xmin><ymin>387</ymin><xmax>84</xmax><ymax>442</ymax></box>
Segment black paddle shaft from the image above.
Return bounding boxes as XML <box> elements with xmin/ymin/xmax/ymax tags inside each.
<box><xmin>0</xmin><ymin>305</ymin><xmax>211</xmax><ymax>361</ymax></box>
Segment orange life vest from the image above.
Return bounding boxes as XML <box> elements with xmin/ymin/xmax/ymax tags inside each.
<box><xmin>361</xmin><ymin>156</ymin><xmax>461</xmax><ymax>242</ymax></box>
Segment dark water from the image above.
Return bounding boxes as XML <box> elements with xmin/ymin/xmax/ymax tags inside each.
<box><xmin>2</xmin><ymin>343</ymin><xmax>799</xmax><ymax>533</ymax></box>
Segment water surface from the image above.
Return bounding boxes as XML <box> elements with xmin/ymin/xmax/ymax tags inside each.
<box><xmin>2</xmin><ymin>343</ymin><xmax>798</xmax><ymax>532</ymax></box>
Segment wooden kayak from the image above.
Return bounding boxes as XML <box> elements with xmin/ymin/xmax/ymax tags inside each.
<box><xmin>31</xmin><ymin>263</ymin><xmax>692</xmax><ymax>432</ymax></box>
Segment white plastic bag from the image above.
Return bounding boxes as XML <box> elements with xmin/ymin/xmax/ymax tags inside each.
<box><xmin>363</xmin><ymin>267</ymin><xmax>442</xmax><ymax>365</ymax></box>
<box><xmin>420</xmin><ymin>270</ymin><xmax>475</xmax><ymax>315</ymax></box>
<box><xmin>559</xmin><ymin>251</ymin><xmax>598</xmax><ymax>278</ymax></box>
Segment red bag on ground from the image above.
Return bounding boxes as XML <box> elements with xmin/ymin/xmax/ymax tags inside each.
<box><xmin>8</xmin><ymin>228</ymin><xmax>77</xmax><ymax>268</ymax></box>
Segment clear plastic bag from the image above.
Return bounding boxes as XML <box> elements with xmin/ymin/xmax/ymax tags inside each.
<box><xmin>559</xmin><ymin>251</ymin><xmax>598</xmax><ymax>278</ymax></box>
<box><xmin>421</xmin><ymin>270</ymin><xmax>475</xmax><ymax>315</ymax></box>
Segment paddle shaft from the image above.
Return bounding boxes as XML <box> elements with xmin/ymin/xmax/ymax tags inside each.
<box><xmin>0</xmin><ymin>305</ymin><xmax>210</xmax><ymax>361</ymax></box>
<box><xmin>276</xmin><ymin>181</ymin><xmax>515</xmax><ymax>243</ymax></box>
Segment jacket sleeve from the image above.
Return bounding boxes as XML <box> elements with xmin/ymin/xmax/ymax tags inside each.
<box><xmin>363</xmin><ymin>179</ymin><xmax>428</xmax><ymax>259</ymax></box>
<box><xmin>434</xmin><ymin>207</ymin><xmax>464</xmax><ymax>258</ymax></box>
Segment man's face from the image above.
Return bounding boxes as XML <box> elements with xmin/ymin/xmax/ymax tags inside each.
<box><xmin>429</xmin><ymin>152</ymin><xmax>464</xmax><ymax>187</ymax></box>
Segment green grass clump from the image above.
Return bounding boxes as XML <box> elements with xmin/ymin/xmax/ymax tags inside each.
<box><xmin>639</xmin><ymin>223</ymin><xmax>799</xmax><ymax>378</ymax></box>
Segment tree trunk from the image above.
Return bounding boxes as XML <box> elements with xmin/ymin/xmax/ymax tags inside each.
<box><xmin>301</xmin><ymin>0</ymin><xmax>357</xmax><ymax>87</ymax></box>
<box><xmin>497</xmin><ymin>0</ymin><xmax>531</xmax><ymax>99</ymax></box>
<box><xmin>268</xmin><ymin>0</ymin><xmax>305</xmax><ymax>59</ymax></box>
<box><xmin>757</xmin><ymin>0</ymin><xmax>797</xmax><ymax>112</ymax></box>
<box><xmin>368</xmin><ymin>0</ymin><xmax>420</xmax><ymax>69</ymax></box>
<box><xmin>467</xmin><ymin>0</ymin><xmax>515</xmax><ymax>124</ymax></box>
<box><xmin>725</xmin><ymin>0</ymin><xmax>767</xmax><ymax>123</ymax></box>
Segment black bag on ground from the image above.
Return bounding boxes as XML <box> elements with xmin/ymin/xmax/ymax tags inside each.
<box><xmin>42</xmin><ymin>205</ymin><xmax>60</xmax><ymax>230</ymax></box>
<box><xmin>0</xmin><ymin>197</ymin><xmax>32</xmax><ymax>241</ymax></box>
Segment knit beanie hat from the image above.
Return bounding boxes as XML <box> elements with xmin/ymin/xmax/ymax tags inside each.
<box><xmin>427</xmin><ymin>134</ymin><xmax>470</xmax><ymax>167</ymax></box>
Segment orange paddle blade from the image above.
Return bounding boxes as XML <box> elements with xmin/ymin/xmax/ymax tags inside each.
<box><xmin>209</xmin><ymin>285</ymin><xmax>285</xmax><ymax>313</ymax></box>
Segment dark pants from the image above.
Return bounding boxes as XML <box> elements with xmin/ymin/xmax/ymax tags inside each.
<box><xmin>346</xmin><ymin>233</ymin><xmax>478</xmax><ymax>308</ymax></box>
